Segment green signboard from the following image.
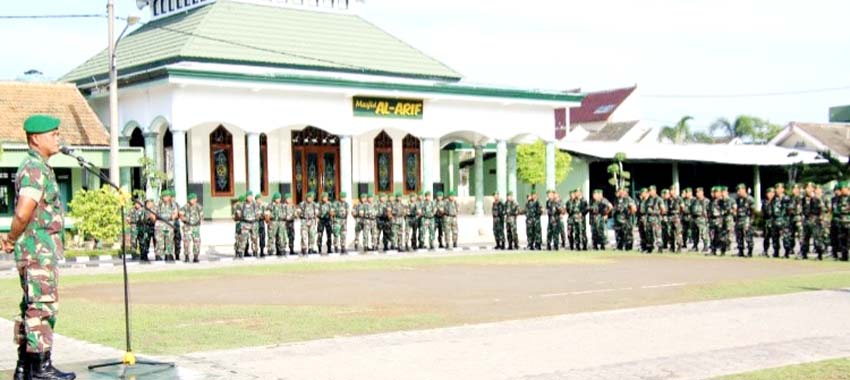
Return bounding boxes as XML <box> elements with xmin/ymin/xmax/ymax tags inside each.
<box><xmin>353</xmin><ymin>96</ymin><xmax>424</xmax><ymax>119</ymax></box>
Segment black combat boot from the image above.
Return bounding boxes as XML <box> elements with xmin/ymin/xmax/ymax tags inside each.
<box><xmin>13</xmin><ymin>342</ymin><xmax>27</xmax><ymax>380</ymax></box>
<box><xmin>28</xmin><ymin>351</ymin><xmax>76</xmax><ymax>380</ymax></box>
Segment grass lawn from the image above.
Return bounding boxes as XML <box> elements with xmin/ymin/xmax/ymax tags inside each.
<box><xmin>717</xmin><ymin>357</ymin><xmax>850</xmax><ymax>380</ymax></box>
<box><xmin>0</xmin><ymin>251</ymin><xmax>847</xmax><ymax>355</ymax></box>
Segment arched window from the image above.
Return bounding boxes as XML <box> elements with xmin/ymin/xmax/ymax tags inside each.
<box><xmin>403</xmin><ymin>134</ymin><xmax>421</xmax><ymax>194</ymax></box>
<box><xmin>210</xmin><ymin>125</ymin><xmax>234</xmax><ymax>197</ymax></box>
<box><xmin>374</xmin><ymin>131</ymin><xmax>393</xmax><ymax>194</ymax></box>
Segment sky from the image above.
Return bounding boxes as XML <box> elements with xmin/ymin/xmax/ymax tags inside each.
<box><xmin>1</xmin><ymin>0</ymin><xmax>849</xmax><ymax>131</ymax></box>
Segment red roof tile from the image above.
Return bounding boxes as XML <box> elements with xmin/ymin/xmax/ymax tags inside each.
<box><xmin>570</xmin><ymin>86</ymin><xmax>636</xmax><ymax>124</ymax></box>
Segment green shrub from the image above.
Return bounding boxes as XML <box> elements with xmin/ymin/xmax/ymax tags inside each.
<box><xmin>68</xmin><ymin>186</ymin><xmax>130</xmax><ymax>244</ymax></box>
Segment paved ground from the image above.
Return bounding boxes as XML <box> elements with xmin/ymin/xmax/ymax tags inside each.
<box><xmin>173</xmin><ymin>289</ymin><xmax>850</xmax><ymax>380</ymax></box>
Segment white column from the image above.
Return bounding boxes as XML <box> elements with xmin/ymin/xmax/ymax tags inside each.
<box><xmin>496</xmin><ymin>140</ymin><xmax>507</xmax><ymax>197</ymax></box>
<box><xmin>672</xmin><ymin>162</ymin><xmax>680</xmax><ymax>190</ymax></box>
<box><xmin>247</xmin><ymin>132</ymin><xmax>261</xmax><ymax>195</ymax></box>
<box><xmin>753</xmin><ymin>165</ymin><xmax>762</xmax><ymax>209</ymax></box>
<box><xmin>172</xmin><ymin>130</ymin><xmax>188</xmax><ymax>205</ymax></box>
<box><xmin>422</xmin><ymin>137</ymin><xmax>436</xmax><ymax>194</ymax></box>
<box><xmin>447</xmin><ymin>150</ymin><xmax>455</xmax><ymax>190</ymax></box>
<box><xmin>340</xmin><ymin>135</ymin><xmax>352</xmax><ymax>199</ymax></box>
<box><xmin>545</xmin><ymin>141</ymin><xmax>556</xmax><ymax>190</ymax></box>
<box><xmin>474</xmin><ymin>144</ymin><xmax>484</xmax><ymax>215</ymax></box>
<box><xmin>143</xmin><ymin>132</ymin><xmax>159</xmax><ymax>199</ymax></box>
<box><xmin>507</xmin><ymin>143</ymin><xmax>517</xmax><ymax>196</ymax></box>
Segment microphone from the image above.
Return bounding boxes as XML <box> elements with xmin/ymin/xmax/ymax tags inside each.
<box><xmin>60</xmin><ymin>146</ymin><xmax>95</xmax><ymax>168</ymax></box>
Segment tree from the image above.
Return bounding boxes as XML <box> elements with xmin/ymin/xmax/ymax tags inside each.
<box><xmin>796</xmin><ymin>150</ymin><xmax>850</xmax><ymax>185</ymax></box>
<box><xmin>69</xmin><ymin>186</ymin><xmax>131</xmax><ymax>245</ymax></box>
<box><xmin>517</xmin><ymin>140</ymin><xmax>572</xmax><ymax>192</ymax></box>
<box><xmin>607</xmin><ymin>152</ymin><xmax>630</xmax><ymax>190</ymax></box>
<box><xmin>133</xmin><ymin>156</ymin><xmax>168</xmax><ymax>200</ymax></box>
<box><xmin>710</xmin><ymin>115</ymin><xmax>783</xmax><ymax>144</ymax></box>
<box><xmin>658</xmin><ymin>116</ymin><xmax>696</xmax><ymax>144</ymax></box>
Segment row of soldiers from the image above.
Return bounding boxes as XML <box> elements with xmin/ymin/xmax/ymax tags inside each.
<box><xmin>125</xmin><ymin>189</ymin><xmax>204</xmax><ymax>263</ymax></box>
<box><xmin>512</xmin><ymin>189</ymin><xmax>613</xmax><ymax>251</ymax></box>
<box><xmin>230</xmin><ymin>189</ymin><xmax>462</xmax><ymax>256</ymax></box>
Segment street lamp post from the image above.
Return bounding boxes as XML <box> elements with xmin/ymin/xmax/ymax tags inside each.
<box><xmin>107</xmin><ymin>0</ymin><xmax>140</xmax><ymax>188</ymax></box>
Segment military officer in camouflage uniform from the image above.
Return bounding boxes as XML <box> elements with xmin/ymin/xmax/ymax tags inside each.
<box><xmin>376</xmin><ymin>194</ymin><xmax>391</xmax><ymax>251</ymax></box>
<box><xmin>761</xmin><ymin>187</ymin><xmax>775</xmax><ymax>256</ymax></box>
<box><xmin>405</xmin><ymin>194</ymin><xmax>419</xmax><ymax>250</ymax></box>
<box><xmin>786</xmin><ymin>184</ymin><xmax>804</xmax><ymax>258</ymax></box>
<box><xmin>238</xmin><ymin>191</ymin><xmax>261</xmax><ymax>257</ymax></box>
<box><xmin>444</xmin><ymin>191</ymin><xmax>459</xmax><ymax>249</ymax></box>
<box><xmin>435</xmin><ymin>192</ymin><xmax>446</xmax><ymax>248</ymax></box>
<box><xmin>801</xmin><ymin>183</ymin><xmax>826</xmax><ymax>260</ymax></box>
<box><xmin>660</xmin><ymin>189</ymin><xmax>672</xmax><ymax>250</ymax></box>
<box><xmin>504</xmin><ymin>192</ymin><xmax>520</xmax><ymax>250</ymax></box>
<box><xmin>690</xmin><ymin>187</ymin><xmax>709</xmax><ymax>252</ymax></box>
<box><xmin>524</xmin><ymin>192</ymin><xmax>543</xmax><ymax>250</ymax></box>
<box><xmin>231</xmin><ymin>195</ymin><xmax>244</xmax><ymax>257</ymax></box>
<box><xmin>420</xmin><ymin>192</ymin><xmax>437</xmax><ymax>249</ymax></box>
<box><xmin>137</xmin><ymin>199</ymin><xmax>156</xmax><ymax>261</ymax></box>
<box><xmin>125</xmin><ymin>201</ymin><xmax>141</xmax><ymax>258</ymax></box>
<box><xmin>681</xmin><ymin>188</ymin><xmax>693</xmax><ymax>249</ymax></box>
<box><xmin>589</xmin><ymin>189</ymin><xmax>612</xmax><ymax>250</ymax></box>
<box><xmin>353</xmin><ymin>193</ymin><xmax>366</xmax><ymax>251</ymax></box>
<box><xmin>613</xmin><ymin>187</ymin><xmax>636</xmax><ymax>251</ymax></box>
<box><xmin>668</xmin><ymin>187</ymin><xmax>684</xmax><ymax>252</ymax></box>
<box><xmin>154</xmin><ymin>189</ymin><xmax>179</xmax><ymax>261</ymax></box>
<box><xmin>772</xmin><ymin>183</ymin><xmax>790</xmax><ymax>258</ymax></box>
<box><xmin>4</xmin><ymin>115</ymin><xmax>76</xmax><ymax>380</ymax></box>
<box><xmin>366</xmin><ymin>193</ymin><xmax>379</xmax><ymax>252</ymax></box>
<box><xmin>318</xmin><ymin>193</ymin><xmax>334</xmax><ymax>254</ymax></box>
<box><xmin>708</xmin><ymin>187</ymin><xmax>724</xmax><ymax>255</ymax></box>
<box><xmin>256</xmin><ymin>197</ymin><xmax>266</xmax><ymax>257</ymax></box>
<box><xmin>265</xmin><ymin>192</ymin><xmax>286</xmax><ymax>256</ymax></box>
<box><xmin>490</xmin><ymin>192</ymin><xmax>505</xmax><ymax>249</ymax></box>
<box><xmin>733</xmin><ymin>184</ymin><xmax>755</xmax><ymax>257</ymax></box>
<box><xmin>837</xmin><ymin>182</ymin><xmax>850</xmax><ymax>261</ymax></box>
<box><xmin>637</xmin><ymin>188</ymin><xmax>649</xmax><ymax>252</ymax></box>
<box><xmin>831</xmin><ymin>186</ymin><xmax>841</xmax><ymax>259</ymax></box>
<box><xmin>299</xmin><ymin>192</ymin><xmax>319</xmax><ymax>255</ymax></box>
<box><xmin>564</xmin><ymin>190</ymin><xmax>579</xmax><ymax>250</ymax></box>
<box><xmin>333</xmin><ymin>192</ymin><xmax>350</xmax><ymax>254</ymax></box>
<box><xmin>283</xmin><ymin>193</ymin><xmax>297</xmax><ymax>255</ymax></box>
<box><xmin>391</xmin><ymin>192</ymin><xmax>406</xmax><ymax>251</ymax></box>
<box><xmin>179</xmin><ymin>193</ymin><xmax>203</xmax><ymax>263</ymax></box>
<box><xmin>645</xmin><ymin>186</ymin><xmax>665</xmax><ymax>253</ymax></box>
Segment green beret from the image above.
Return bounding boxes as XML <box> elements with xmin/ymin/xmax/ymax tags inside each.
<box><xmin>639</xmin><ymin>188</ymin><xmax>647</xmax><ymax>193</ymax></box>
<box><xmin>321</xmin><ymin>192</ymin><xmax>329</xmax><ymax>198</ymax></box>
<box><xmin>661</xmin><ymin>189</ymin><xmax>669</xmax><ymax>195</ymax></box>
<box><xmin>272</xmin><ymin>192</ymin><xmax>281</xmax><ymax>200</ymax></box>
<box><xmin>437</xmin><ymin>191</ymin><xmax>444</xmax><ymax>197</ymax></box>
<box><xmin>775</xmin><ymin>183</ymin><xmax>784</xmax><ymax>188</ymax></box>
<box><xmin>380</xmin><ymin>193</ymin><xmax>388</xmax><ymax>198</ymax></box>
<box><xmin>448</xmin><ymin>191</ymin><xmax>456</xmax><ymax>196</ymax></box>
<box><xmin>722</xmin><ymin>186</ymin><xmax>729</xmax><ymax>191</ymax></box>
<box><xmin>360</xmin><ymin>193</ymin><xmax>367</xmax><ymax>198</ymax></box>
<box><xmin>245</xmin><ymin>190</ymin><xmax>254</xmax><ymax>197</ymax></box>
<box><xmin>306</xmin><ymin>191</ymin><xmax>315</xmax><ymax>198</ymax></box>
<box><xmin>506</xmin><ymin>191</ymin><xmax>513</xmax><ymax>196</ymax></box>
<box><xmin>368</xmin><ymin>193</ymin><xmax>374</xmax><ymax>198</ymax></box>
<box><xmin>737</xmin><ymin>183</ymin><xmax>746</xmax><ymax>190</ymax></box>
<box><xmin>162</xmin><ymin>189</ymin><xmax>174</xmax><ymax>197</ymax></box>
<box><xmin>187</xmin><ymin>193</ymin><xmax>197</xmax><ymax>200</ymax></box>
<box><xmin>340</xmin><ymin>192</ymin><xmax>347</xmax><ymax>198</ymax></box>
<box><xmin>238</xmin><ymin>195</ymin><xmax>246</xmax><ymax>202</ymax></box>
<box><xmin>23</xmin><ymin>114</ymin><xmax>60</xmax><ymax>134</ymax></box>
<box><xmin>395</xmin><ymin>191</ymin><xmax>402</xmax><ymax>197</ymax></box>
<box><xmin>695</xmin><ymin>187</ymin><xmax>703</xmax><ymax>192</ymax></box>
<box><xmin>285</xmin><ymin>193</ymin><xmax>292</xmax><ymax>199</ymax></box>
<box><xmin>683</xmin><ymin>187</ymin><xmax>691</xmax><ymax>193</ymax></box>
<box><xmin>649</xmin><ymin>185</ymin><xmax>656</xmax><ymax>190</ymax></box>
<box><xmin>425</xmin><ymin>191</ymin><xmax>431</xmax><ymax>196</ymax></box>
<box><xmin>840</xmin><ymin>182</ymin><xmax>849</xmax><ymax>189</ymax></box>
<box><xmin>593</xmin><ymin>189</ymin><xmax>603</xmax><ymax>195</ymax></box>
<box><xmin>766</xmin><ymin>187</ymin><xmax>774</xmax><ymax>192</ymax></box>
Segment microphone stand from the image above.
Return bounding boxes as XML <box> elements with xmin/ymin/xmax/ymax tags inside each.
<box><xmin>64</xmin><ymin>151</ymin><xmax>175</xmax><ymax>376</ymax></box>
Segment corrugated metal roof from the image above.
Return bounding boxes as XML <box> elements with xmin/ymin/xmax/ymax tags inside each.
<box><xmin>558</xmin><ymin>141</ymin><xmax>825</xmax><ymax>166</ymax></box>
<box><xmin>63</xmin><ymin>0</ymin><xmax>462</xmax><ymax>83</ymax></box>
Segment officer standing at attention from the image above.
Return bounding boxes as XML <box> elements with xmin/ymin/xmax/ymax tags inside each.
<box><xmin>4</xmin><ymin>114</ymin><xmax>76</xmax><ymax>380</ymax></box>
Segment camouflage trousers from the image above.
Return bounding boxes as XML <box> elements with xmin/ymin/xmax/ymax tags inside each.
<box><xmin>333</xmin><ymin>218</ymin><xmax>347</xmax><ymax>252</ymax></box>
<box><xmin>267</xmin><ymin>220</ymin><xmax>287</xmax><ymax>255</ymax></box>
<box><xmin>735</xmin><ymin>219</ymin><xmax>754</xmax><ymax>255</ymax></box>
<box><xmin>436</xmin><ymin>217</ymin><xmax>445</xmax><ymax>247</ymax></box>
<box><xmin>762</xmin><ymin>221</ymin><xmax>774</xmax><ymax>254</ymax></box>
<box><xmin>317</xmin><ymin>218</ymin><xmax>333</xmax><ymax>252</ymax></box>
<box><xmin>360</xmin><ymin>219</ymin><xmax>375</xmax><ymax>250</ymax></box>
<box><xmin>493</xmin><ymin>217</ymin><xmax>505</xmax><ymax>247</ymax></box>
<box><xmin>14</xmin><ymin>234</ymin><xmax>61</xmax><ymax>354</ymax></box>
<box><xmin>374</xmin><ymin>219</ymin><xmax>386</xmax><ymax>250</ymax></box>
<box><xmin>638</xmin><ymin>216</ymin><xmax>647</xmax><ymax>250</ymax></box>
<box><xmin>725</xmin><ymin>218</ymin><xmax>735</xmax><ymax>251</ymax></box>
<box><xmin>181</xmin><ymin>224</ymin><xmax>201</xmax><ymax>260</ymax></box>
<box><xmin>420</xmin><ymin>217</ymin><xmax>436</xmax><ymax>248</ymax></box>
<box><xmin>525</xmin><ymin>217</ymin><xmax>538</xmax><ymax>248</ymax></box>
<box><xmin>444</xmin><ymin>216</ymin><xmax>458</xmax><ymax>248</ymax></box>
<box><xmin>691</xmin><ymin>218</ymin><xmax>709</xmax><ymax>251</ymax></box>
<box><xmin>591</xmin><ymin>216</ymin><xmax>607</xmax><ymax>248</ymax></box>
<box><xmin>505</xmin><ymin>217</ymin><xmax>518</xmax><ymax>247</ymax></box>
<box><xmin>392</xmin><ymin>221</ymin><xmax>405</xmax><ymax>249</ymax></box>
<box><xmin>405</xmin><ymin>218</ymin><xmax>419</xmax><ymax>249</ymax></box>
<box><xmin>124</xmin><ymin>224</ymin><xmax>137</xmax><ymax>255</ymax></box>
<box><xmin>709</xmin><ymin>219</ymin><xmax>726</xmax><ymax>252</ymax></box>
<box><xmin>614</xmin><ymin>220</ymin><xmax>633</xmax><ymax>250</ymax></box>
<box><xmin>237</xmin><ymin>221</ymin><xmax>259</xmax><ymax>255</ymax></box>
<box><xmin>136</xmin><ymin>226</ymin><xmax>153</xmax><ymax>260</ymax></box>
<box><xmin>559</xmin><ymin>219</ymin><xmax>567</xmax><ymax>248</ymax></box>
<box><xmin>567</xmin><ymin>219</ymin><xmax>584</xmax><ymax>249</ymax></box>
<box><xmin>155</xmin><ymin>224</ymin><xmax>176</xmax><ymax>258</ymax></box>
<box><xmin>661</xmin><ymin>219</ymin><xmax>671</xmax><ymax>249</ymax></box>
<box><xmin>647</xmin><ymin>216</ymin><xmax>663</xmax><ymax>250</ymax></box>
<box><xmin>668</xmin><ymin>215</ymin><xmax>683</xmax><ymax>250</ymax></box>
<box><xmin>771</xmin><ymin>221</ymin><xmax>787</xmax><ymax>256</ymax></box>
<box><xmin>301</xmin><ymin>218</ymin><xmax>318</xmax><ymax>253</ymax></box>
<box><xmin>354</xmin><ymin>219</ymin><xmax>364</xmax><ymax>249</ymax></box>
<box><xmin>784</xmin><ymin>219</ymin><xmax>802</xmax><ymax>255</ymax></box>
<box><xmin>681</xmin><ymin>217</ymin><xmax>691</xmax><ymax>247</ymax></box>
<box><xmin>801</xmin><ymin>220</ymin><xmax>828</xmax><ymax>257</ymax></box>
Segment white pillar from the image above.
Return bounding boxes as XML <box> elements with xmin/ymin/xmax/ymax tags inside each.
<box><xmin>545</xmin><ymin>141</ymin><xmax>556</xmax><ymax>190</ymax></box>
<box><xmin>172</xmin><ymin>130</ymin><xmax>188</xmax><ymax>205</ymax></box>
<box><xmin>143</xmin><ymin>132</ymin><xmax>158</xmax><ymax>198</ymax></box>
<box><xmin>447</xmin><ymin>150</ymin><xmax>455</xmax><ymax>190</ymax></box>
<box><xmin>672</xmin><ymin>162</ymin><xmax>680</xmax><ymax>189</ymax></box>
<box><xmin>422</xmin><ymin>137</ymin><xmax>436</xmax><ymax>194</ymax></box>
<box><xmin>753</xmin><ymin>165</ymin><xmax>762</xmax><ymax>209</ymax></box>
<box><xmin>247</xmin><ymin>132</ymin><xmax>261</xmax><ymax>195</ymax></box>
<box><xmin>507</xmin><ymin>143</ymin><xmax>517</xmax><ymax>196</ymax></box>
<box><xmin>474</xmin><ymin>144</ymin><xmax>484</xmax><ymax>215</ymax></box>
<box><xmin>496</xmin><ymin>140</ymin><xmax>507</xmax><ymax>197</ymax></box>
<box><xmin>340</xmin><ymin>135</ymin><xmax>352</xmax><ymax>199</ymax></box>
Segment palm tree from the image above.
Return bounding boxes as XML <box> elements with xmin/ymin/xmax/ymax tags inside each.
<box><xmin>658</xmin><ymin>116</ymin><xmax>695</xmax><ymax>144</ymax></box>
<box><xmin>710</xmin><ymin>115</ymin><xmax>774</xmax><ymax>143</ymax></box>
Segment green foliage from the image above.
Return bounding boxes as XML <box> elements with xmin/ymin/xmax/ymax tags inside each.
<box><xmin>134</xmin><ymin>156</ymin><xmax>167</xmax><ymax>200</ymax></box>
<box><xmin>607</xmin><ymin>152</ymin><xmax>630</xmax><ymax>190</ymax></box>
<box><xmin>517</xmin><ymin>140</ymin><xmax>572</xmax><ymax>191</ymax></box>
<box><xmin>710</xmin><ymin>115</ymin><xmax>783</xmax><ymax>144</ymax></box>
<box><xmin>658</xmin><ymin>116</ymin><xmax>697</xmax><ymax>144</ymax></box>
<box><xmin>796</xmin><ymin>150</ymin><xmax>850</xmax><ymax>185</ymax></box>
<box><xmin>68</xmin><ymin>186</ymin><xmax>130</xmax><ymax>243</ymax></box>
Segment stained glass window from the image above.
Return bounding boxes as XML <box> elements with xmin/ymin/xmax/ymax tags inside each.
<box><xmin>209</xmin><ymin>125</ymin><xmax>233</xmax><ymax>196</ymax></box>
<box><xmin>403</xmin><ymin>134</ymin><xmax>421</xmax><ymax>194</ymax></box>
<box><xmin>374</xmin><ymin>131</ymin><xmax>393</xmax><ymax>194</ymax></box>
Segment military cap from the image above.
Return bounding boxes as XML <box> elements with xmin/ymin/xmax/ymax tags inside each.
<box><xmin>448</xmin><ymin>191</ymin><xmax>456</xmax><ymax>196</ymax></box>
<box><xmin>640</xmin><ymin>187</ymin><xmax>647</xmax><ymax>193</ymax></box>
<box><xmin>360</xmin><ymin>193</ymin><xmax>367</xmax><ymax>198</ymax></box>
<box><xmin>437</xmin><ymin>191</ymin><xmax>444</xmax><ymax>197</ymax></box>
<box><xmin>245</xmin><ymin>190</ymin><xmax>254</xmax><ymax>197</ymax></box>
<box><xmin>367</xmin><ymin>193</ymin><xmax>374</xmax><ymax>197</ymax></box>
<box><xmin>775</xmin><ymin>182</ymin><xmax>785</xmax><ymax>188</ymax></box>
<box><xmin>424</xmin><ymin>191</ymin><xmax>431</xmax><ymax>196</ymax></box>
<box><xmin>507</xmin><ymin>191</ymin><xmax>514</xmax><ymax>196</ymax></box>
<box><xmin>23</xmin><ymin>114</ymin><xmax>60</xmax><ymax>134</ymax></box>
<box><xmin>766</xmin><ymin>187</ymin><xmax>775</xmax><ymax>192</ymax></box>
<box><xmin>272</xmin><ymin>192</ymin><xmax>281</xmax><ymax>200</ymax></box>
<box><xmin>683</xmin><ymin>187</ymin><xmax>692</xmax><ymax>193</ymax></box>
<box><xmin>187</xmin><ymin>192</ymin><xmax>197</xmax><ymax>200</ymax></box>
<box><xmin>649</xmin><ymin>185</ymin><xmax>656</xmax><ymax>190</ymax></box>
<box><xmin>380</xmin><ymin>193</ymin><xmax>388</xmax><ymax>198</ymax></box>
<box><xmin>340</xmin><ymin>192</ymin><xmax>347</xmax><ymax>198</ymax></box>
<box><xmin>840</xmin><ymin>181</ymin><xmax>850</xmax><ymax>189</ymax></box>
<box><xmin>593</xmin><ymin>189</ymin><xmax>603</xmax><ymax>195</ymax></box>
<box><xmin>321</xmin><ymin>192</ymin><xmax>329</xmax><ymax>198</ymax></box>
<box><xmin>306</xmin><ymin>191</ymin><xmax>315</xmax><ymax>198</ymax></box>
<box><xmin>736</xmin><ymin>183</ymin><xmax>747</xmax><ymax>190</ymax></box>
<box><xmin>162</xmin><ymin>189</ymin><xmax>174</xmax><ymax>197</ymax></box>
<box><xmin>238</xmin><ymin>195</ymin><xmax>246</xmax><ymax>202</ymax></box>
<box><xmin>285</xmin><ymin>193</ymin><xmax>292</xmax><ymax>199</ymax></box>
<box><xmin>661</xmin><ymin>189</ymin><xmax>669</xmax><ymax>195</ymax></box>
<box><xmin>395</xmin><ymin>191</ymin><xmax>403</xmax><ymax>197</ymax></box>
<box><xmin>695</xmin><ymin>187</ymin><xmax>703</xmax><ymax>192</ymax></box>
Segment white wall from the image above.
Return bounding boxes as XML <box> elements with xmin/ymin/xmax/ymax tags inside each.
<box><xmin>609</xmin><ymin>87</ymin><xmax>641</xmax><ymax>123</ymax></box>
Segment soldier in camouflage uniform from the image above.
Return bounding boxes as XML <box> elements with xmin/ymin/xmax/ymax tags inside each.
<box><xmin>283</xmin><ymin>193</ymin><xmax>297</xmax><ymax>255</ymax></box>
<box><xmin>772</xmin><ymin>183</ymin><xmax>790</xmax><ymax>258</ymax></box>
<box><xmin>734</xmin><ymin>184</ymin><xmax>756</xmax><ymax>257</ymax></box>
<box><xmin>299</xmin><ymin>192</ymin><xmax>319</xmax><ymax>255</ymax></box>
<box><xmin>613</xmin><ymin>188</ymin><xmax>637</xmax><ymax>251</ymax></box>
<box><xmin>333</xmin><ymin>192</ymin><xmax>350</xmax><ymax>254</ymax></box>
<box><xmin>637</xmin><ymin>188</ymin><xmax>649</xmax><ymax>252</ymax></box>
<box><xmin>801</xmin><ymin>183</ymin><xmax>826</xmax><ymax>260</ymax></box>
<box><xmin>367</xmin><ymin>193</ymin><xmax>379</xmax><ymax>251</ymax></box>
<box><xmin>761</xmin><ymin>187</ymin><xmax>775</xmax><ymax>256</ymax></box>
<box><xmin>554</xmin><ymin>193</ymin><xmax>567</xmax><ymax>248</ymax></box>
<box><xmin>256</xmin><ymin>198</ymin><xmax>266</xmax><ymax>257</ymax></box>
<box><xmin>565</xmin><ymin>190</ymin><xmax>581</xmax><ymax>250</ymax></box>
<box><xmin>646</xmin><ymin>186</ymin><xmax>665</xmax><ymax>253</ymax></box>
<box><xmin>237</xmin><ymin>191</ymin><xmax>260</xmax><ymax>257</ymax></box>
<box><xmin>391</xmin><ymin>192</ymin><xmax>406</xmax><ymax>251</ymax></box>
<box><xmin>232</xmin><ymin>195</ymin><xmax>244</xmax><ymax>257</ymax></box>
<box><xmin>690</xmin><ymin>187</ymin><xmax>710</xmax><ymax>252</ymax></box>
<box><xmin>525</xmin><ymin>192</ymin><xmax>543</xmax><ymax>250</ymax></box>
<box><xmin>504</xmin><ymin>192</ymin><xmax>520</xmax><ymax>250</ymax></box>
<box><xmin>264</xmin><ymin>192</ymin><xmax>286</xmax><ymax>256</ymax></box>
<box><xmin>721</xmin><ymin>187</ymin><xmax>735</xmax><ymax>253</ymax></box>
<box><xmin>589</xmin><ymin>189</ymin><xmax>612</xmax><ymax>250</ymax></box>
<box><xmin>353</xmin><ymin>193</ymin><xmax>366</xmax><ymax>251</ymax></box>
<box><xmin>444</xmin><ymin>191</ymin><xmax>459</xmax><ymax>249</ymax></box>
<box><xmin>546</xmin><ymin>191</ymin><xmax>559</xmax><ymax>250</ymax></box>
<box><xmin>420</xmin><ymin>192</ymin><xmax>437</xmax><ymax>249</ymax></box>
<box><xmin>125</xmin><ymin>201</ymin><xmax>141</xmax><ymax>258</ymax></box>
<box><xmin>137</xmin><ymin>199</ymin><xmax>156</xmax><ymax>261</ymax></box>
<box><xmin>786</xmin><ymin>184</ymin><xmax>804</xmax><ymax>258</ymax></box>
<box><xmin>4</xmin><ymin>115</ymin><xmax>76</xmax><ymax>380</ymax></box>
<box><xmin>668</xmin><ymin>187</ymin><xmax>684</xmax><ymax>252</ymax></box>
<box><xmin>406</xmin><ymin>194</ymin><xmax>420</xmax><ymax>250</ymax></box>
<box><xmin>837</xmin><ymin>182</ymin><xmax>850</xmax><ymax>261</ymax></box>
<box><xmin>681</xmin><ymin>188</ymin><xmax>693</xmax><ymax>249</ymax></box>
<box><xmin>179</xmin><ymin>192</ymin><xmax>203</xmax><ymax>263</ymax></box>
<box><xmin>660</xmin><ymin>189</ymin><xmax>672</xmax><ymax>250</ymax></box>
<box><xmin>492</xmin><ymin>192</ymin><xmax>506</xmax><ymax>249</ymax></box>
<box><xmin>377</xmin><ymin>194</ymin><xmax>391</xmax><ymax>251</ymax></box>
<box><xmin>831</xmin><ymin>186</ymin><xmax>841</xmax><ymax>259</ymax></box>
<box><xmin>814</xmin><ymin>186</ymin><xmax>830</xmax><ymax>260</ymax></box>
<box><xmin>435</xmin><ymin>192</ymin><xmax>446</xmax><ymax>248</ymax></box>
<box><xmin>708</xmin><ymin>187</ymin><xmax>724</xmax><ymax>255</ymax></box>
<box><xmin>155</xmin><ymin>189</ymin><xmax>179</xmax><ymax>261</ymax></box>
<box><xmin>318</xmin><ymin>193</ymin><xmax>334</xmax><ymax>254</ymax></box>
